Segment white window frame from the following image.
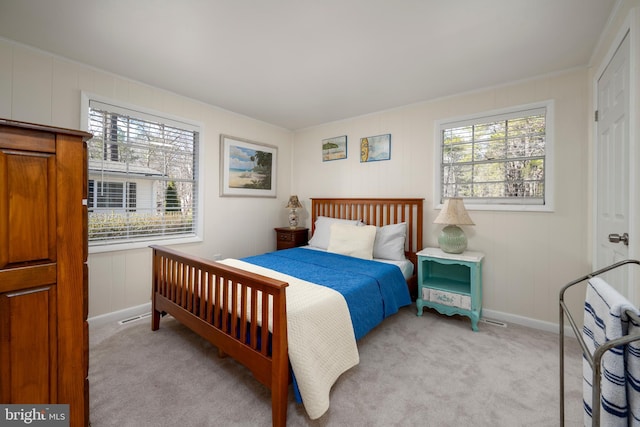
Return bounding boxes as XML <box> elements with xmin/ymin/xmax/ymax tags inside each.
<box><xmin>433</xmin><ymin>100</ymin><xmax>554</xmax><ymax>212</ymax></box>
<box><xmin>81</xmin><ymin>92</ymin><xmax>204</xmax><ymax>253</ymax></box>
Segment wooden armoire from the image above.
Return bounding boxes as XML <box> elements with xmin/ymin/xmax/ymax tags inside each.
<box><xmin>0</xmin><ymin>119</ymin><xmax>91</xmax><ymax>426</ymax></box>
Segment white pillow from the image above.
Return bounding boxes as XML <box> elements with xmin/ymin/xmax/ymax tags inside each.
<box><xmin>373</xmin><ymin>222</ymin><xmax>407</xmax><ymax>261</ymax></box>
<box><xmin>308</xmin><ymin>216</ymin><xmax>361</xmax><ymax>250</ymax></box>
<box><xmin>327</xmin><ymin>223</ymin><xmax>377</xmax><ymax>260</ymax></box>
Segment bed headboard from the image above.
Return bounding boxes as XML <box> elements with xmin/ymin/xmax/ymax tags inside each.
<box><xmin>310</xmin><ymin>198</ymin><xmax>424</xmax><ymax>283</ymax></box>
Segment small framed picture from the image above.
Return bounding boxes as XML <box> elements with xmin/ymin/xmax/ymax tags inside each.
<box><xmin>220</xmin><ymin>134</ymin><xmax>277</xmax><ymax>197</ymax></box>
<box><xmin>360</xmin><ymin>134</ymin><xmax>391</xmax><ymax>162</ymax></box>
<box><xmin>322</xmin><ymin>135</ymin><xmax>348</xmax><ymax>161</ymax></box>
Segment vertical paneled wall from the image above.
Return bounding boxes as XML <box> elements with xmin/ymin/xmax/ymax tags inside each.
<box><xmin>293</xmin><ymin>69</ymin><xmax>592</xmax><ymax>327</ymax></box>
<box><xmin>0</xmin><ymin>38</ymin><xmax>294</xmax><ymax>318</ymax></box>
<box><xmin>0</xmin><ymin>33</ymin><xmax>610</xmax><ymax>327</ymax></box>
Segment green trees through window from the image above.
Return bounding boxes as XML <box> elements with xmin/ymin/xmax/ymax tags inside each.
<box><xmin>439</xmin><ymin>105</ymin><xmax>548</xmax><ymax>206</ymax></box>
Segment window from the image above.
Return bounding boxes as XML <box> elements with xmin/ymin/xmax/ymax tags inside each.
<box><xmin>436</xmin><ymin>101</ymin><xmax>553</xmax><ymax>211</ymax></box>
<box><xmin>83</xmin><ymin>95</ymin><xmax>202</xmax><ymax>250</ymax></box>
<box><xmin>88</xmin><ymin>181</ymin><xmax>136</xmax><ymax>211</ymax></box>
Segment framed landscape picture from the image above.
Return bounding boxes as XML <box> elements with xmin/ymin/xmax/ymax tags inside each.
<box><xmin>220</xmin><ymin>134</ymin><xmax>277</xmax><ymax>197</ymax></box>
<box><xmin>322</xmin><ymin>135</ymin><xmax>347</xmax><ymax>161</ymax></box>
<box><xmin>360</xmin><ymin>133</ymin><xmax>391</xmax><ymax>162</ymax></box>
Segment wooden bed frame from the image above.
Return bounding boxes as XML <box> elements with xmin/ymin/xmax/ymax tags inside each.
<box><xmin>151</xmin><ymin>198</ymin><xmax>423</xmax><ymax>426</ymax></box>
<box><xmin>311</xmin><ymin>198</ymin><xmax>424</xmax><ymax>297</ymax></box>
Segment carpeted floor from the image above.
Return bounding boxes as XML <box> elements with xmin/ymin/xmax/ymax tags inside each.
<box><xmin>88</xmin><ymin>305</ymin><xmax>584</xmax><ymax>426</ymax></box>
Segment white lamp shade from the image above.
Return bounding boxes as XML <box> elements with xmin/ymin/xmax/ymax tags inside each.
<box><xmin>434</xmin><ymin>197</ymin><xmax>474</xmax><ymax>226</ymax></box>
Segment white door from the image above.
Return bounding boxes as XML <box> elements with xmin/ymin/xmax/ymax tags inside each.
<box><xmin>595</xmin><ymin>32</ymin><xmax>631</xmax><ymax>298</ymax></box>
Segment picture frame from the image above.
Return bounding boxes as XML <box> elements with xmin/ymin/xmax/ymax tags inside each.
<box><xmin>220</xmin><ymin>134</ymin><xmax>277</xmax><ymax>197</ymax></box>
<box><xmin>322</xmin><ymin>135</ymin><xmax>348</xmax><ymax>161</ymax></box>
<box><xmin>360</xmin><ymin>133</ymin><xmax>391</xmax><ymax>162</ymax></box>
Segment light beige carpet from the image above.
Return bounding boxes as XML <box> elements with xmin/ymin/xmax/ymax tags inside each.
<box><xmin>89</xmin><ymin>306</ymin><xmax>584</xmax><ymax>426</ymax></box>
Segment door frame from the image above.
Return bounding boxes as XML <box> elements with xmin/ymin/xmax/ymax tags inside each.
<box><xmin>592</xmin><ymin>7</ymin><xmax>640</xmax><ymax>304</ymax></box>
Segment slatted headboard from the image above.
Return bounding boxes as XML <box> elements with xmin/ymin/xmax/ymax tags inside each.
<box><xmin>310</xmin><ymin>198</ymin><xmax>424</xmax><ymax>297</ymax></box>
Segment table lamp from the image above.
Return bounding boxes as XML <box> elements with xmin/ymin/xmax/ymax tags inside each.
<box><xmin>433</xmin><ymin>197</ymin><xmax>474</xmax><ymax>254</ymax></box>
<box><xmin>286</xmin><ymin>195</ymin><xmax>303</xmax><ymax>229</ymax></box>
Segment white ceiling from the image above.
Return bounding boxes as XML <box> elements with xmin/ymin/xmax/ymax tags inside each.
<box><xmin>0</xmin><ymin>0</ymin><xmax>618</xmax><ymax>130</ymax></box>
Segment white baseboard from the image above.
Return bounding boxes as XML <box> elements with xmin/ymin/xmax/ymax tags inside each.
<box><xmin>88</xmin><ymin>302</ymin><xmax>152</xmax><ymax>328</ymax></box>
<box><xmin>88</xmin><ymin>302</ymin><xmax>578</xmax><ymax>338</ymax></box>
<box><xmin>482</xmin><ymin>308</ymin><xmax>579</xmax><ymax>337</ymax></box>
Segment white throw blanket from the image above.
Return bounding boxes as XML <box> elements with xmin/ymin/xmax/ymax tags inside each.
<box><xmin>583</xmin><ymin>277</ymin><xmax>640</xmax><ymax>426</ymax></box>
<box><xmin>218</xmin><ymin>259</ymin><xmax>360</xmax><ymax>420</ymax></box>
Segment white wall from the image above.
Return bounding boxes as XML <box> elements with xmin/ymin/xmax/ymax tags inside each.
<box><xmin>293</xmin><ymin>69</ymin><xmax>592</xmax><ymax>327</ymax></box>
<box><xmin>0</xmin><ymin>39</ymin><xmax>294</xmax><ymax>318</ymax></box>
<box><xmin>3</xmin><ymin>1</ymin><xmax>638</xmax><ymax>328</ymax></box>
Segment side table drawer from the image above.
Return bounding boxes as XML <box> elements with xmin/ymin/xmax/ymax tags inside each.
<box><xmin>458</xmin><ymin>294</ymin><xmax>471</xmax><ymax>310</ymax></box>
<box><xmin>430</xmin><ymin>289</ymin><xmax>461</xmax><ymax>307</ymax></box>
<box><xmin>278</xmin><ymin>233</ymin><xmax>293</xmax><ymax>242</ymax></box>
<box><xmin>425</xmin><ymin>288</ymin><xmax>471</xmax><ymax>310</ymax></box>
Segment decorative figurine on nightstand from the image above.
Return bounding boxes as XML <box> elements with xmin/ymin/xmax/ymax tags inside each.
<box><xmin>286</xmin><ymin>195</ymin><xmax>303</xmax><ymax>229</ymax></box>
<box><xmin>434</xmin><ymin>197</ymin><xmax>474</xmax><ymax>254</ymax></box>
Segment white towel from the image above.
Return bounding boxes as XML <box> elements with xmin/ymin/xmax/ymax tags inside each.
<box><xmin>583</xmin><ymin>277</ymin><xmax>640</xmax><ymax>426</ymax></box>
<box><xmin>627</xmin><ymin>318</ymin><xmax>640</xmax><ymax>426</ymax></box>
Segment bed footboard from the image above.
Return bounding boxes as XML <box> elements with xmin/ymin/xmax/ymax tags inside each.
<box><xmin>150</xmin><ymin>245</ymin><xmax>289</xmax><ymax>427</ymax></box>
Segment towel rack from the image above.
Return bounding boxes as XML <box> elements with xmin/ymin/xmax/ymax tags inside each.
<box><xmin>559</xmin><ymin>259</ymin><xmax>640</xmax><ymax>427</ymax></box>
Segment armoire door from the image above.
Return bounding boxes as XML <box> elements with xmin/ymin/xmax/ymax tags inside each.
<box><xmin>0</xmin><ymin>141</ymin><xmax>58</xmax><ymax>404</ymax></box>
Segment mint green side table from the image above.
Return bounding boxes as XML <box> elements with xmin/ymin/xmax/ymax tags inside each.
<box><xmin>416</xmin><ymin>247</ymin><xmax>484</xmax><ymax>331</ymax></box>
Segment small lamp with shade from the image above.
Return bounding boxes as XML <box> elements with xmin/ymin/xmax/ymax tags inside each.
<box><xmin>286</xmin><ymin>195</ymin><xmax>303</xmax><ymax>229</ymax></box>
<box><xmin>433</xmin><ymin>197</ymin><xmax>474</xmax><ymax>254</ymax></box>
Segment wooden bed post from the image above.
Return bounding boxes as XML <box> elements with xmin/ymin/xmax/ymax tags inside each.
<box><xmin>270</xmin><ymin>289</ymin><xmax>288</xmax><ymax>427</ymax></box>
<box><xmin>149</xmin><ymin>245</ymin><xmax>291</xmax><ymax>427</ymax></box>
<box><xmin>151</xmin><ymin>246</ymin><xmax>161</xmax><ymax>331</ymax></box>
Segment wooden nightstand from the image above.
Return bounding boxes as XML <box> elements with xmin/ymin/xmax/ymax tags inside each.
<box><xmin>274</xmin><ymin>227</ymin><xmax>309</xmax><ymax>250</ymax></box>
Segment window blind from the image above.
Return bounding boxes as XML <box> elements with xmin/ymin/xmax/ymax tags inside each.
<box><xmin>87</xmin><ymin>100</ymin><xmax>199</xmax><ymax>246</ymax></box>
<box><xmin>439</xmin><ymin>106</ymin><xmax>547</xmax><ymax>205</ymax></box>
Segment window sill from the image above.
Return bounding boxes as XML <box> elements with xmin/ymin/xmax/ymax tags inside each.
<box><xmin>88</xmin><ymin>235</ymin><xmax>203</xmax><ymax>254</ymax></box>
<box><xmin>434</xmin><ymin>202</ymin><xmax>554</xmax><ymax>213</ymax></box>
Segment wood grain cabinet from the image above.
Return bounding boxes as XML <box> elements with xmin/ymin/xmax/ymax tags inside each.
<box><xmin>0</xmin><ymin>119</ymin><xmax>91</xmax><ymax>426</ymax></box>
<box><xmin>274</xmin><ymin>227</ymin><xmax>309</xmax><ymax>250</ymax></box>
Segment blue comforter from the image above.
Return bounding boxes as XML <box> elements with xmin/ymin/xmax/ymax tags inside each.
<box><xmin>241</xmin><ymin>247</ymin><xmax>411</xmax><ymax>340</ymax></box>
